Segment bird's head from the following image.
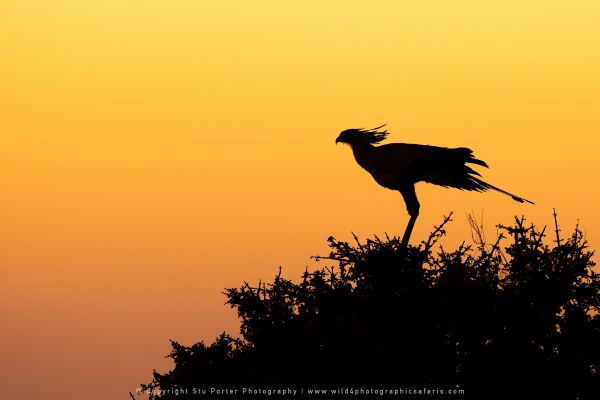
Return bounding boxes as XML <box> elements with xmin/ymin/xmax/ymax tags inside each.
<box><xmin>336</xmin><ymin>125</ymin><xmax>389</xmax><ymax>145</ymax></box>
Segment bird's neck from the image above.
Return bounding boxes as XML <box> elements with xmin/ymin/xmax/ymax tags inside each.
<box><xmin>350</xmin><ymin>142</ymin><xmax>375</xmax><ymax>170</ymax></box>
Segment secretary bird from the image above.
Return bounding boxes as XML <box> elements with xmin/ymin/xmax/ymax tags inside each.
<box><xmin>336</xmin><ymin>125</ymin><xmax>533</xmax><ymax>246</ymax></box>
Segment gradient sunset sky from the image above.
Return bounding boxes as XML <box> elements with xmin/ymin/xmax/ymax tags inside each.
<box><xmin>2</xmin><ymin>1</ymin><xmax>599</xmax><ymax>399</ymax></box>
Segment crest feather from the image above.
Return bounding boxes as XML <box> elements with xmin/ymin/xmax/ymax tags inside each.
<box><xmin>354</xmin><ymin>124</ymin><xmax>389</xmax><ymax>144</ymax></box>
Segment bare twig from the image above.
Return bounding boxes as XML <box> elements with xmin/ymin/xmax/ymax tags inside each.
<box><xmin>553</xmin><ymin>208</ymin><xmax>561</xmax><ymax>247</ymax></box>
<box><xmin>422</xmin><ymin>212</ymin><xmax>454</xmax><ymax>251</ymax></box>
<box><xmin>466</xmin><ymin>210</ymin><xmax>486</xmax><ymax>248</ymax></box>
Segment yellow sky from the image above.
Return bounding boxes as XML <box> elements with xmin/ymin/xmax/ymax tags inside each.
<box><xmin>1</xmin><ymin>1</ymin><xmax>599</xmax><ymax>399</ymax></box>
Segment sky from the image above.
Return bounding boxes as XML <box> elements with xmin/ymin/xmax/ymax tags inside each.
<box><xmin>1</xmin><ymin>1</ymin><xmax>599</xmax><ymax>399</ymax></box>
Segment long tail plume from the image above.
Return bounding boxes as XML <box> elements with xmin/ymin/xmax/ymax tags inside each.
<box><xmin>473</xmin><ymin>178</ymin><xmax>534</xmax><ymax>204</ymax></box>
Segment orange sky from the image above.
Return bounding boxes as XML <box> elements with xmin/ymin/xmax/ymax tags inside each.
<box><xmin>2</xmin><ymin>1</ymin><xmax>600</xmax><ymax>399</ymax></box>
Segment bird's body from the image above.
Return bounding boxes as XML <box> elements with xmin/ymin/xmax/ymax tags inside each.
<box><xmin>336</xmin><ymin>125</ymin><xmax>533</xmax><ymax>245</ymax></box>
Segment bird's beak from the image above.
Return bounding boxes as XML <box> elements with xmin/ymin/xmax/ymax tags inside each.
<box><xmin>335</xmin><ymin>137</ymin><xmax>341</xmax><ymax>144</ymax></box>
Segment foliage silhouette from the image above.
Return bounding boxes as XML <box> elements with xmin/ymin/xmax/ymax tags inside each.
<box><xmin>136</xmin><ymin>214</ymin><xmax>599</xmax><ymax>399</ymax></box>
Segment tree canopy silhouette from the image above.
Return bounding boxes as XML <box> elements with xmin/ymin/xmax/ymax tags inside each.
<box><xmin>135</xmin><ymin>214</ymin><xmax>599</xmax><ymax>399</ymax></box>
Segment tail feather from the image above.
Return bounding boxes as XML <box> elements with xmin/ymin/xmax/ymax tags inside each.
<box><xmin>473</xmin><ymin>177</ymin><xmax>534</xmax><ymax>204</ymax></box>
<box><xmin>415</xmin><ymin>147</ymin><xmax>534</xmax><ymax>205</ymax></box>
<box><xmin>456</xmin><ymin>147</ymin><xmax>489</xmax><ymax>168</ymax></box>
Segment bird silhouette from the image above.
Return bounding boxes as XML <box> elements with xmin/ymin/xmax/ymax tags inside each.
<box><xmin>336</xmin><ymin>125</ymin><xmax>533</xmax><ymax>246</ymax></box>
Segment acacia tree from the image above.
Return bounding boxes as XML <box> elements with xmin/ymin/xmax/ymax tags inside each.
<box><xmin>135</xmin><ymin>215</ymin><xmax>599</xmax><ymax>399</ymax></box>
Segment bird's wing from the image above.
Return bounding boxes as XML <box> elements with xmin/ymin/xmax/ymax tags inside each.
<box><xmin>371</xmin><ymin>142</ymin><xmax>533</xmax><ymax>203</ymax></box>
<box><xmin>408</xmin><ymin>146</ymin><xmax>490</xmax><ymax>191</ymax></box>
<box><xmin>370</xmin><ymin>143</ymin><xmax>442</xmax><ymax>173</ymax></box>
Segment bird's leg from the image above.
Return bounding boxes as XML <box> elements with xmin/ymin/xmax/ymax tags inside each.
<box><xmin>401</xmin><ymin>213</ymin><xmax>418</xmax><ymax>247</ymax></box>
<box><xmin>400</xmin><ymin>184</ymin><xmax>420</xmax><ymax>247</ymax></box>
